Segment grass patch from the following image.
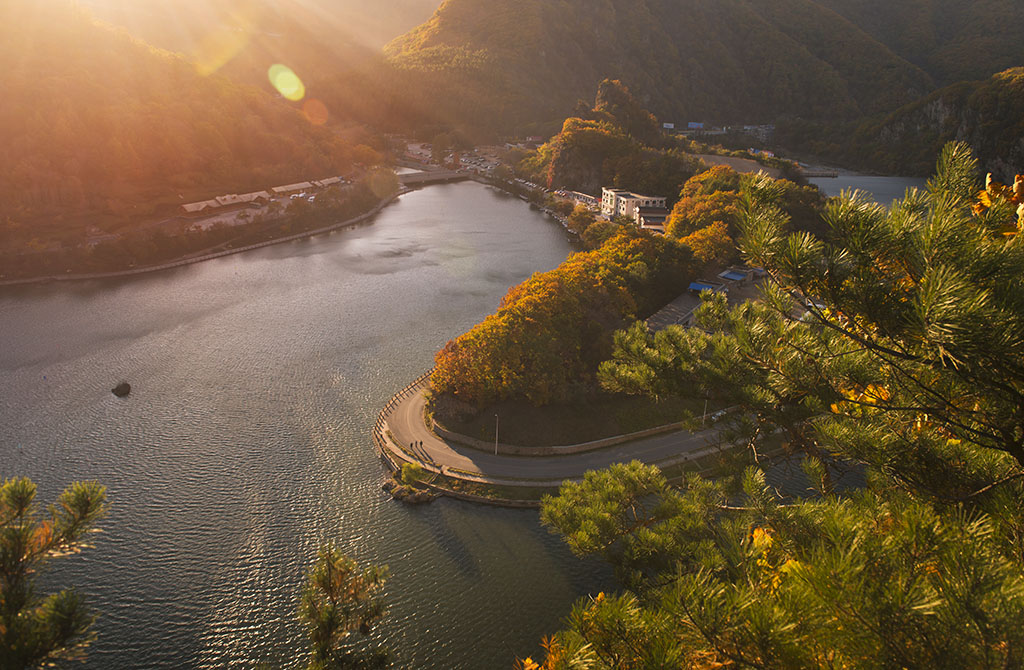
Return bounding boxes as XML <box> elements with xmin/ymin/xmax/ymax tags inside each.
<box><xmin>433</xmin><ymin>391</ymin><xmax>719</xmax><ymax>447</ymax></box>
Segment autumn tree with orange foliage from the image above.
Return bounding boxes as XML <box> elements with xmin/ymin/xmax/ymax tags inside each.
<box><xmin>432</xmin><ymin>229</ymin><xmax>693</xmax><ymax>406</ymax></box>
<box><xmin>665</xmin><ymin>191</ymin><xmax>741</xmax><ymax>238</ymax></box>
<box><xmin>678</xmin><ymin>220</ymin><xmax>734</xmax><ymax>264</ymax></box>
<box><xmin>666</xmin><ymin>166</ymin><xmax>825</xmax><ymax>240</ymax></box>
<box><xmin>679</xmin><ymin>165</ymin><xmax>743</xmax><ymax>198</ymax></box>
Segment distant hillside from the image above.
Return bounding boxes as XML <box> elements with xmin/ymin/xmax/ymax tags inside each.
<box><xmin>81</xmin><ymin>0</ymin><xmax>442</xmax><ymax>132</ymax></box>
<box><xmin>0</xmin><ymin>1</ymin><xmax>367</xmax><ymax>236</ymax></box>
<box><xmin>386</xmin><ymin>0</ymin><xmax>933</xmax><ymax>130</ymax></box>
<box><xmin>811</xmin><ymin>0</ymin><xmax>1024</xmax><ymax>85</ymax></box>
<box><xmin>845</xmin><ymin>69</ymin><xmax>1024</xmax><ymax>179</ymax></box>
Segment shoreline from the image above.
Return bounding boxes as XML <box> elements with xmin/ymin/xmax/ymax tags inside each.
<box><xmin>0</xmin><ymin>171</ymin><xmax>559</xmax><ymax>288</ymax></box>
<box><xmin>374</xmin><ymin>375</ymin><xmax>782</xmax><ymax>507</ymax></box>
<box><xmin>0</xmin><ymin>188</ymin><xmax>412</xmax><ymax>288</ymax></box>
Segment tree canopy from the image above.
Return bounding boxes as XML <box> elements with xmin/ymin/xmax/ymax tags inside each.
<box><xmin>528</xmin><ymin>143</ymin><xmax>1024</xmax><ymax>668</ymax></box>
<box><xmin>432</xmin><ymin>229</ymin><xmax>694</xmax><ymax>406</ymax></box>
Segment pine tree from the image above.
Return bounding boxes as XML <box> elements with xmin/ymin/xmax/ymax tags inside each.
<box><xmin>0</xmin><ymin>477</ymin><xmax>107</xmax><ymax>669</ymax></box>
<box><xmin>299</xmin><ymin>545</ymin><xmax>389</xmax><ymax>670</ymax></box>
<box><xmin>529</xmin><ymin>143</ymin><xmax>1024</xmax><ymax>669</ymax></box>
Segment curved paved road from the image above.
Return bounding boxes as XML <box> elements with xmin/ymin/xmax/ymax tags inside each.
<box><xmin>385</xmin><ymin>388</ymin><xmax>720</xmax><ymax>483</ymax></box>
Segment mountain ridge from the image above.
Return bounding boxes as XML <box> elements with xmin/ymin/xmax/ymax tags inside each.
<box><xmin>386</xmin><ymin>0</ymin><xmax>934</xmax><ymax>129</ymax></box>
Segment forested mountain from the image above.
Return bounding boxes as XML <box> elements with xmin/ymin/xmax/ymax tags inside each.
<box><xmin>79</xmin><ymin>0</ymin><xmax>447</xmax><ymax>134</ymax></box>
<box><xmin>0</xmin><ymin>1</ymin><xmax>369</xmax><ymax>239</ymax></box>
<box><xmin>80</xmin><ymin>0</ymin><xmax>391</xmax><ymax>122</ymax></box>
<box><xmin>812</xmin><ymin>0</ymin><xmax>1024</xmax><ymax>85</ymax></box>
<box><xmin>385</xmin><ymin>0</ymin><xmax>933</xmax><ymax>130</ymax></box>
<box><xmin>847</xmin><ymin>68</ymin><xmax>1024</xmax><ymax>178</ymax></box>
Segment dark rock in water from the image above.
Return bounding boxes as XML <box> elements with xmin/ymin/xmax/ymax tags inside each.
<box><xmin>112</xmin><ymin>382</ymin><xmax>131</xmax><ymax>397</ymax></box>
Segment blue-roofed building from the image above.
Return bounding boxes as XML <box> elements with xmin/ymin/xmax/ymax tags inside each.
<box><xmin>718</xmin><ymin>266</ymin><xmax>758</xmax><ymax>287</ymax></box>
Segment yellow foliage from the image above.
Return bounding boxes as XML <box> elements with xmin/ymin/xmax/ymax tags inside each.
<box><xmin>679</xmin><ymin>221</ymin><xmax>734</xmax><ymax>264</ymax></box>
<box><xmin>516</xmin><ymin>636</ymin><xmax>570</xmax><ymax>670</ymax></box>
<box><xmin>831</xmin><ymin>382</ymin><xmax>891</xmax><ymax>415</ymax></box>
<box><xmin>973</xmin><ymin>173</ymin><xmax>1024</xmax><ymax>234</ymax></box>
<box><xmin>751</xmin><ymin>527</ymin><xmax>773</xmax><ymax>554</ymax></box>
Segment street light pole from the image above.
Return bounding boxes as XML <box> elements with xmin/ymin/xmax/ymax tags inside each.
<box><xmin>494</xmin><ymin>413</ymin><xmax>499</xmax><ymax>455</ymax></box>
<box><xmin>703</xmin><ymin>397</ymin><xmax>708</xmax><ymax>426</ymax></box>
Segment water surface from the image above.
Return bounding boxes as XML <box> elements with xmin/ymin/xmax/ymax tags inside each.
<box><xmin>0</xmin><ymin>182</ymin><xmax>613</xmax><ymax>669</ymax></box>
<box><xmin>809</xmin><ymin>175</ymin><xmax>929</xmax><ymax>205</ymax></box>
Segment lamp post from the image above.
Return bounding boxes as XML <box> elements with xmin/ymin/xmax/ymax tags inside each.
<box><xmin>494</xmin><ymin>413</ymin><xmax>499</xmax><ymax>456</ymax></box>
<box><xmin>703</xmin><ymin>397</ymin><xmax>709</xmax><ymax>426</ymax></box>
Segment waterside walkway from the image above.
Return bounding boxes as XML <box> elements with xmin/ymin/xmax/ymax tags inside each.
<box><xmin>373</xmin><ymin>374</ymin><xmax>728</xmax><ymax>506</ymax></box>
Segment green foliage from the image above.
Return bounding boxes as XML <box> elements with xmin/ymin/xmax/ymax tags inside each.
<box><xmin>788</xmin><ymin>67</ymin><xmax>1024</xmax><ymax>178</ymax></box>
<box><xmin>400</xmin><ymin>463</ymin><xmax>425</xmax><ymax>486</ymax></box>
<box><xmin>593</xmin><ymin>79</ymin><xmax>661</xmax><ymax>146</ymax></box>
<box><xmin>566</xmin><ymin>205</ymin><xmax>596</xmax><ymax>235</ymax></box>
<box><xmin>432</xmin><ymin>229</ymin><xmax>694</xmax><ymax>406</ymax></box>
<box><xmin>538</xmin><ymin>473</ymin><xmax>1024</xmax><ymax>669</ymax></box>
<box><xmin>541</xmin><ymin>462</ymin><xmax>723</xmax><ymax>588</ymax></box>
<box><xmin>580</xmin><ymin>221</ymin><xmax>620</xmax><ymax>249</ymax></box>
<box><xmin>0</xmin><ymin>477</ymin><xmax>108</xmax><ymax>669</ymax></box>
<box><xmin>547</xmin><ymin>197</ymin><xmax>576</xmax><ymax>218</ymax></box>
<box><xmin>813</xmin><ymin>0</ymin><xmax>1024</xmax><ymax>86</ymax></box>
<box><xmin>533</xmin><ymin>143</ymin><xmax>1024</xmax><ymax>668</ymax></box>
<box><xmin>666</xmin><ymin>168</ymin><xmax>822</xmax><ymax>261</ymax></box>
<box><xmin>299</xmin><ymin>546</ymin><xmax>389</xmax><ymax>670</ymax></box>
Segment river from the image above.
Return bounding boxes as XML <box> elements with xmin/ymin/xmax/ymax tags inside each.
<box><xmin>808</xmin><ymin>175</ymin><xmax>929</xmax><ymax>205</ymax></box>
<box><xmin>0</xmin><ymin>181</ymin><xmax>613</xmax><ymax>669</ymax></box>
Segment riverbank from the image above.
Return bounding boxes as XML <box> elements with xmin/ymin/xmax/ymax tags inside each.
<box><xmin>0</xmin><ymin>166</ymin><xmax>569</xmax><ymax>288</ymax></box>
<box><xmin>0</xmin><ymin>188</ymin><xmax>412</xmax><ymax>287</ymax></box>
<box><xmin>1</xmin><ymin>180</ymin><xmax>589</xmax><ymax>669</ymax></box>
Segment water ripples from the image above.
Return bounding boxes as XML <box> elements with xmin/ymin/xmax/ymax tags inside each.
<box><xmin>1</xmin><ymin>183</ymin><xmax>612</xmax><ymax>669</ymax></box>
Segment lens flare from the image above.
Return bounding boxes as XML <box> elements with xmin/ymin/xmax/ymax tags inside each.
<box><xmin>302</xmin><ymin>98</ymin><xmax>329</xmax><ymax>125</ymax></box>
<box><xmin>268</xmin><ymin>64</ymin><xmax>305</xmax><ymax>101</ymax></box>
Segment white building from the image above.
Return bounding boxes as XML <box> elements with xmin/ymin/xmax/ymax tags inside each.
<box><xmin>565</xmin><ymin>190</ymin><xmax>599</xmax><ymax>209</ymax></box>
<box><xmin>601</xmin><ymin>188</ymin><xmax>667</xmax><ymax>220</ymax></box>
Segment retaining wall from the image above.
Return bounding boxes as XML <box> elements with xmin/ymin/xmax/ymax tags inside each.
<box><xmin>432</xmin><ymin>418</ymin><xmax>688</xmax><ymax>456</ymax></box>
